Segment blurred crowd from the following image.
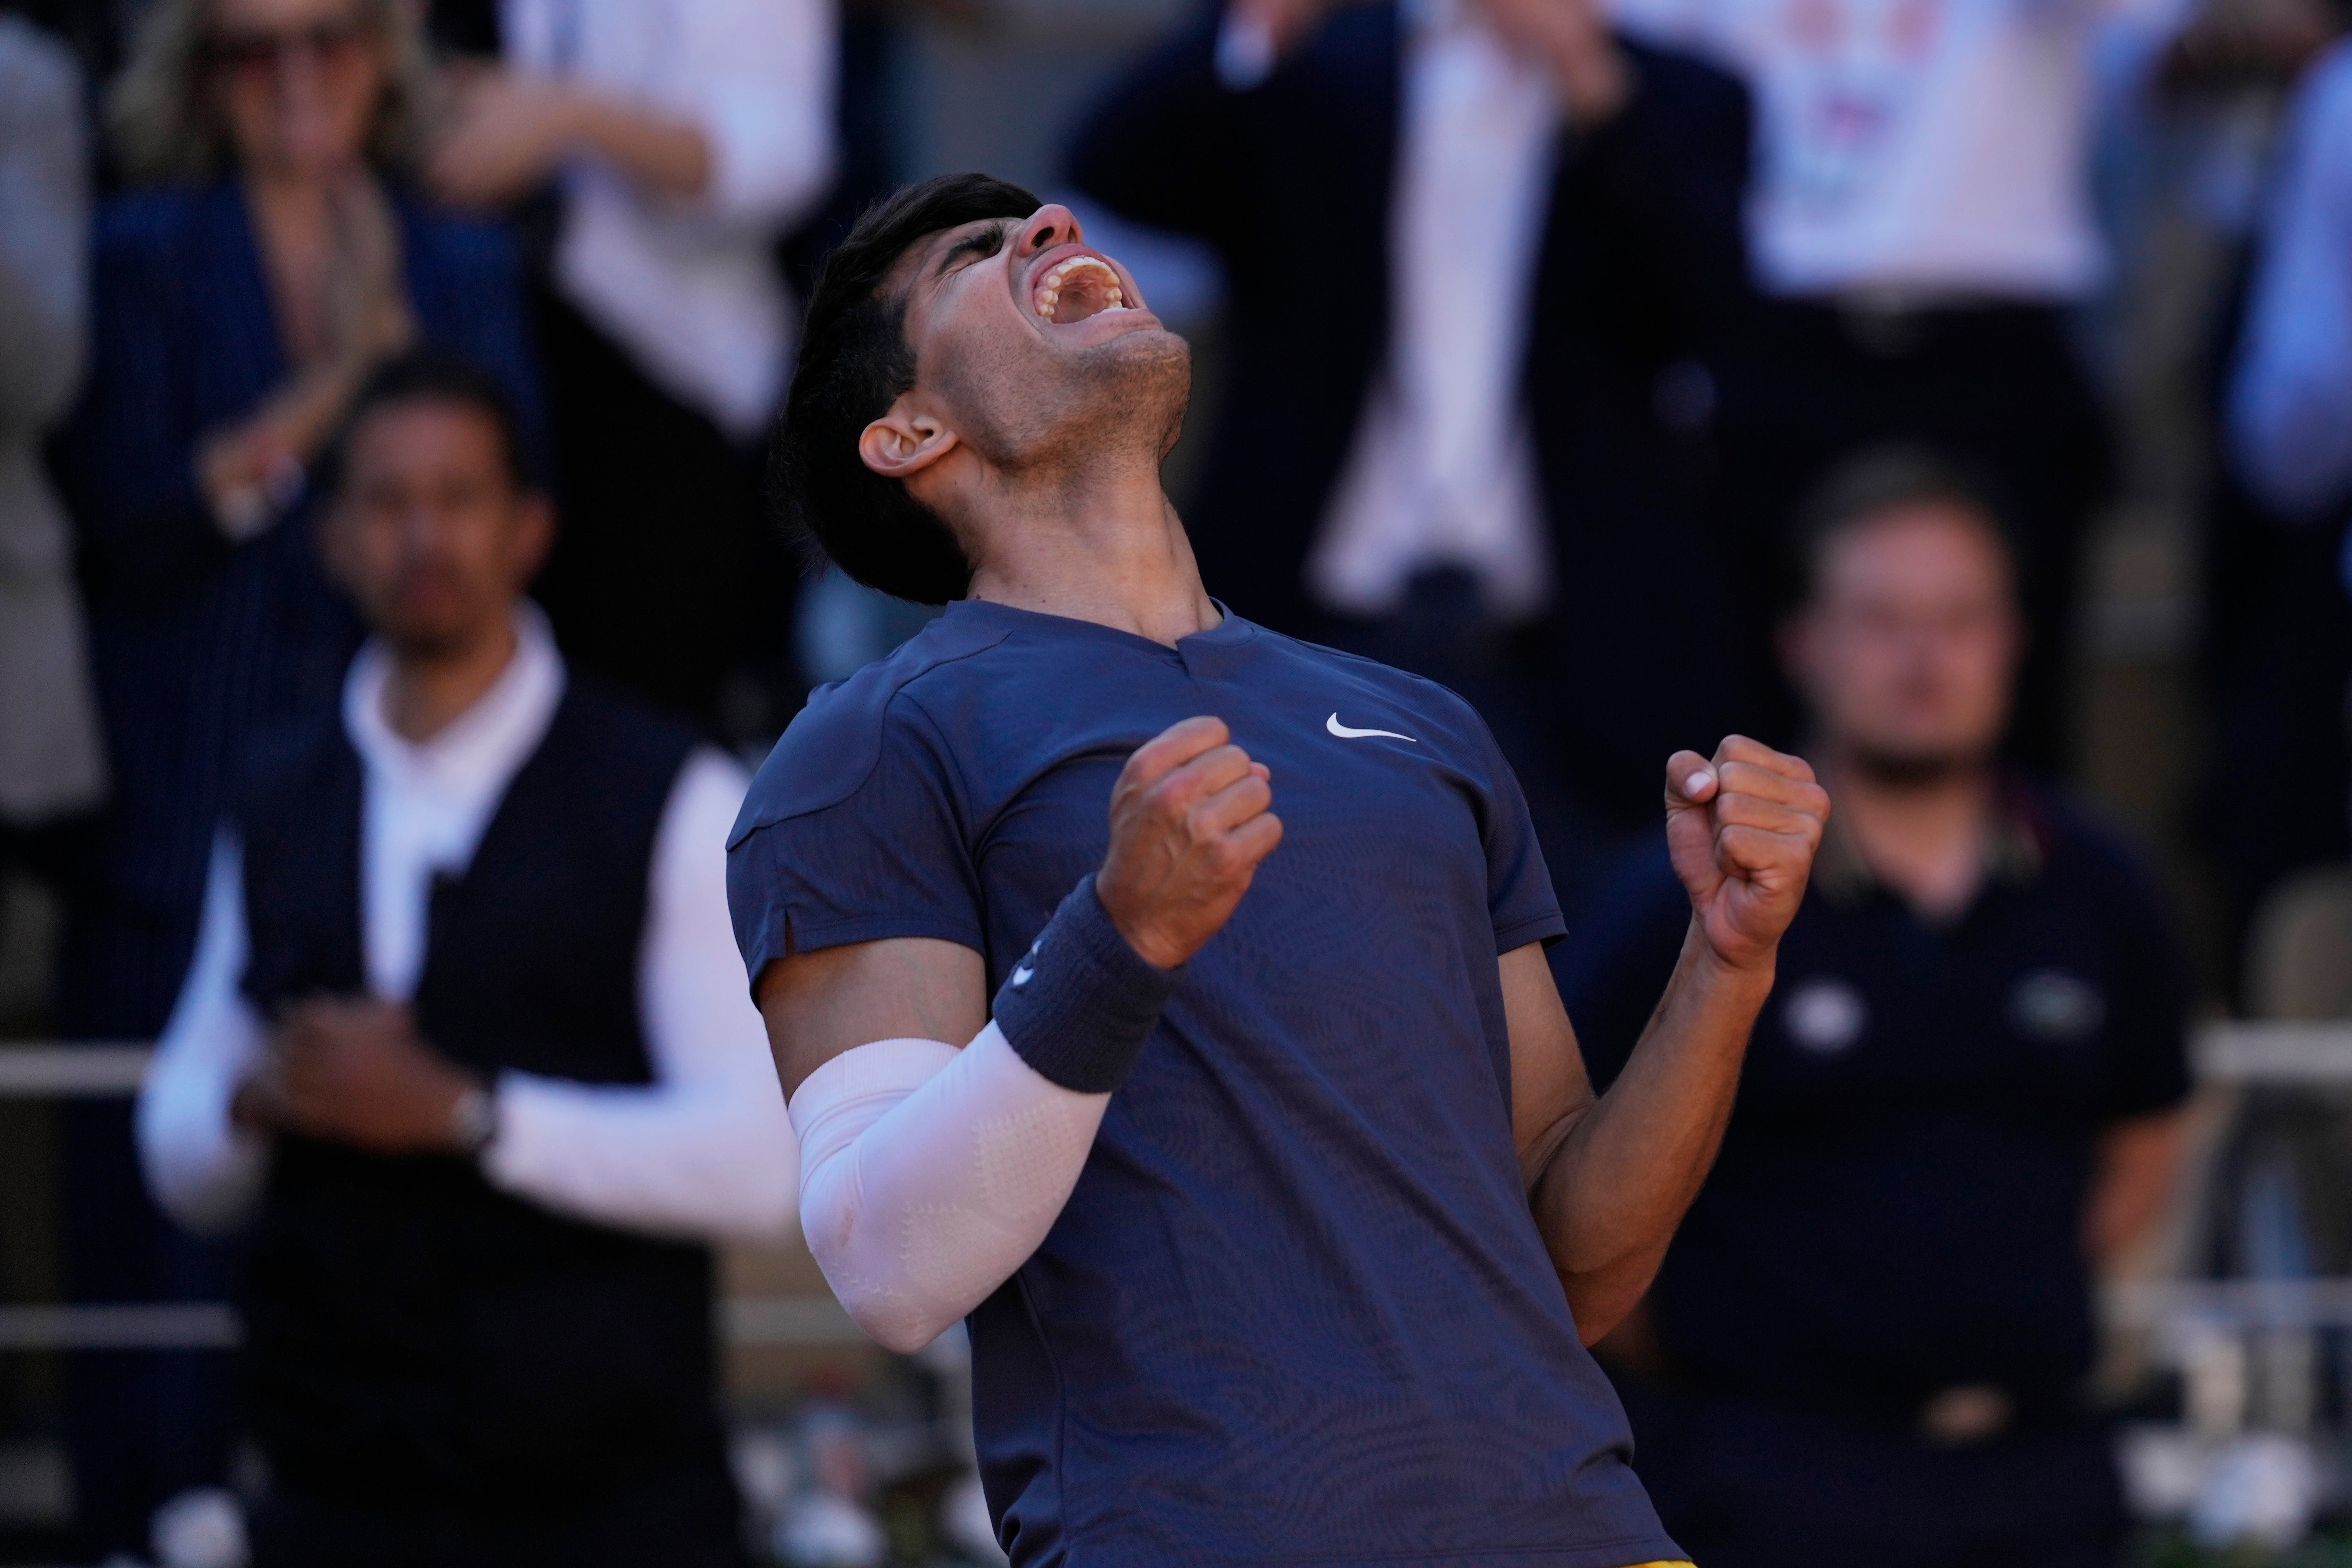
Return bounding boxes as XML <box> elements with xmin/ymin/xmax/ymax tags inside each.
<box><xmin>2</xmin><ymin>0</ymin><xmax>2352</xmax><ymax>1556</ymax></box>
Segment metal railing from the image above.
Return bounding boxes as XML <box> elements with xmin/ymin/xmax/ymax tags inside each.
<box><xmin>0</xmin><ymin>1039</ymin><xmax>862</xmax><ymax>1351</ymax></box>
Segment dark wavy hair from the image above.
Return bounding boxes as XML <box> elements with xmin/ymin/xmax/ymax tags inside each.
<box><xmin>770</xmin><ymin>173</ymin><xmax>1043</xmax><ymax>605</ymax></box>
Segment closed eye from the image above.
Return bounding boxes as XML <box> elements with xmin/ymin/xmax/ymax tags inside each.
<box><xmin>936</xmin><ymin>225</ymin><xmax>1007</xmax><ymax>279</ymax></box>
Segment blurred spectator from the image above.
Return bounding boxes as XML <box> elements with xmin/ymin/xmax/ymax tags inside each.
<box><xmin>1612</xmin><ymin>0</ymin><xmax>2183</xmax><ymax>772</ymax></box>
<box><xmin>56</xmin><ymin>0</ymin><xmax>542</xmax><ymax>1040</ymax></box>
<box><xmin>1068</xmin><ymin>0</ymin><xmax>1753</xmax><ymax>885</ymax></box>
<box><xmin>0</xmin><ymin>13</ymin><xmax>107</xmax><ymax>876</ymax></box>
<box><xmin>1556</xmin><ymin>450</ymin><xmax>2192</xmax><ymax>1567</ymax></box>
<box><xmin>136</xmin><ymin>353</ymin><xmax>792</xmax><ymax>1566</ymax></box>
<box><xmin>50</xmin><ymin>0</ymin><xmax>541</xmax><ymax>1547</ymax></box>
<box><xmin>423</xmin><ymin>0</ymin><xmax>836</xmax><ymax>735</ymax></box>
<box><xmin>2214</xmin><ymin>36</ymin><xmax>2352</xmax><ymax>952</ymax></box>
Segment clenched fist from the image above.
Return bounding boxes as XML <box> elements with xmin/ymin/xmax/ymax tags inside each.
<box><xmin>1097</xmin><ymin>716</ymin><xmax>1284</xmax><ymax>968</ymax></box>
<box><xmin>1663</xmin><ymin>736</ymin><xmax>1830</xmax><ymax>973</ymax></box>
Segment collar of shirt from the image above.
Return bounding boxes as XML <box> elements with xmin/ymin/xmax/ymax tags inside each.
<box><xmin>1811</xmin><ymin>776</ymin><xmax>2047</xmax><ymax>913</ymax></box>
<box><xmin>343</xmin><ymin>604</ymin><xmax>566</xmax><ymax>998</ymax></box>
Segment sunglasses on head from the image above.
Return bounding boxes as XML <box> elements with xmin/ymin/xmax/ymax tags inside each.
<box><xmin>203</xmin><ymin>15</ymin><xmax>370</xmax><ymax>74</ymax></box>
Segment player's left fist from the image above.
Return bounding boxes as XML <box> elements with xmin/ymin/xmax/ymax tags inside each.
<box><xmin>1662</xmin><ymin>736</ymin><xmax>1829</xmax><ymax>974</ymax></box>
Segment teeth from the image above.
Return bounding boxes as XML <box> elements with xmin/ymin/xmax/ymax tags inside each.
<box><xmin>1035</xmin><ymin>255</ymin><xmax>1129</xmax><ymax>321</ymax></box>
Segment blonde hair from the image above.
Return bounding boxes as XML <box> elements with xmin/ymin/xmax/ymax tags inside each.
<box><xmin>106</xmin><ymin>0</ymin><xmax>441</xmax><ymax>184</ymax></box>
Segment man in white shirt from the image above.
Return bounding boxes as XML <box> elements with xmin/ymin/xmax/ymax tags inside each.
<box><xmin>1609</xmin><ymin>0</ymin><xmax>2186</xmax><ymax>772</ymax></box>
<box><xmin>137</xmin><ymin>351</ymin><xmax>793</xmax><ymax>1567</ymax></box>
<box><xmin>426</xmin><ymin>0</ymin><xmax>835</xmax><ymax>733</ymax></box>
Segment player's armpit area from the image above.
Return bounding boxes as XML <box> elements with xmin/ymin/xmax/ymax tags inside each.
<box><xmin>754</xmin><ymin>936</ymin><xmax>989</xmax><ymax>1098</ymax></box>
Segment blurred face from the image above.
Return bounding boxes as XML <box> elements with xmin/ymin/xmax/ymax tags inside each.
<box><xmin>859</xmin><ymin>204</ymin><xmax>1191</xmax><ymax>500</ymax></box>
<box><xmin>206</xmin><ymin>0</ymin><xmax>387</xmax><ymax>180</ymax></box>
<box><xmin>325</xmin><ymin>399</ymin><xmax>550</xmax><ymax>658</ymax></box>
<box><xmin>1781</xmin><ymin>503</ymin><xmax>2023</xmax><ymax>780</ymax></box>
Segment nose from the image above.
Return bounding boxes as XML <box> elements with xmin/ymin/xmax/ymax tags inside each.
<box><xmin>1015</xmin><ymin>204</ymin><xmax>1084</xmax><ymax>261</ymax></box>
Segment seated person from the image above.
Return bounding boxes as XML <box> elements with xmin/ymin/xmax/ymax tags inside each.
<box><xmin>135</xmin><ymin>352</ymin><xmax>791</xmax><ymax>1568</ymax></box>
<box><xmin>1554</xmin><ymin>447</ymin><xmax>2192</xmax><ymax>1568</ymax></box>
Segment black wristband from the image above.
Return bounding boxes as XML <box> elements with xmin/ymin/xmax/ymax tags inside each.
<box><xmin>991</xmin><ymin>876</ymin><xmax>1178</xmax><ymax>1093</ymax></box>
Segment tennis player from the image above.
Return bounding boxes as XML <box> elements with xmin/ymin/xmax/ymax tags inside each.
<box><xmin>728</xmin><ymin>173</ymin><xmax>1829</xmax><ymax>1567</ymax></box>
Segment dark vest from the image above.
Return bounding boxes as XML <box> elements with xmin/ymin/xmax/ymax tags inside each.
<box><xmin>237</xmin><ymin>678</ymin><xmax>717</xmax><ymax>1510</ymax></box>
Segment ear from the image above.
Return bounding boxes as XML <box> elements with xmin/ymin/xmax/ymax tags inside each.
<box><xmin>1774</xmin><ymin>610</ymin><xmax>1815</xmax><ymax>691</ymax></box>
<box><xmin>858</xmin><ymin>395</ymin><xmax>960</xmax><ymax>482</ymax></box>
<box><xmin>317</xmin><ymin>498</ymin><xmax>362</xmax><ymax>598</ymax></box>
<box><xmin>509</xmin><ymin>491</ymin><xmax>556</xmax><ymax>590</ymax></box>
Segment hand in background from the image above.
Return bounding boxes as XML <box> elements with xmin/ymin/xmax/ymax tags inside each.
<box><xmin>1664</xmin><ymin>736</ymin><xmax>1829</xmax><ymax>974</ymax></box>
<box><xmin>241</xmin><ymin>998</ymin><xmax>483</xmax><ymax>1155</ymax></box>
<box><xmin>1473</xmin><ymin>0</ymin><xmax>1631</xmax><ymax>122</ymax></box>
<box><xmin>427</xmin><ymin>68</ymin><xmax>582</xmax><ymax>209</ymax></box>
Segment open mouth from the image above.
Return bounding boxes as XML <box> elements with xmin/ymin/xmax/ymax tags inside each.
<box><xmin>1032</xmin><ymin>255</ymin><xmax>1130</xmax><ymax>325</ymax></box>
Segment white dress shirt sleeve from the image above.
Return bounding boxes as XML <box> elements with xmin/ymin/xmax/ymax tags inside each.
<box><xmin>484</xmin><ymin>748</ymin><xmax>798</xmax><ymax>1242</ymax></box>
<box><xmin>136</xmin><ymin>835</ymin><xmax>273</xmax><ymax>1234</ymax></box>
<box><xmin>2230</xmin><ymin>43</ymin><xmax>2352</xmax><ymax>522</ymax></box>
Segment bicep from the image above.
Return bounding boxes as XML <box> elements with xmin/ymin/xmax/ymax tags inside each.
<box><xmin>754</xmin><ymin>936</ymin><xmax>990</xmax><ymax>1100</ymax></box>
<box><xmin>1501</xmin><ymin>943</ymin><xmax>1594</xmax><ymax>1169</ymax></box>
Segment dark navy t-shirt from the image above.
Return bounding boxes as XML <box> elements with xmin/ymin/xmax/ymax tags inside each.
<box><xmin>729</xmin><ymin>601</ymin><xmax>1681</xmax><ymax>1568</ymax></box>
<box><xmin>1553</xmin><ymin>782</ymin><xmax>2191</xmax><ymax>1428</ymax></box>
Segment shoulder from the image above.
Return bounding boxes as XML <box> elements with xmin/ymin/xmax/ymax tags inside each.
<box><xmin>730</xmin><ymin>613</ymin><xmax>1013</xmax><ymax>847</ymax></box>
<box><xmin>2289</xmin><ymin>40</ymin><xmax>2352</xmax><ymax>142</ymax></box>
<box><xmin>550</xmin><ymin>676</ymin><xmax>703</xmax><ymax>786</ymax></box>
<box><xmin>94</xmin><ymin>185</ymin><xmax>211</xmax><ymax>265</ymax></box>
<box><xmin>0</xmin><ymin>18</ymin><xmax>78</xmax><ymax>118</ymax></box>
<box><xmin>2015</xmin><ymin>778</ymin><xmax>2171</xmax><ymax>918</ymax></box>
<box><xmin>232</xmin><ymin>710</ymin><xmax>355</xmax><ymax>842</ymax></box>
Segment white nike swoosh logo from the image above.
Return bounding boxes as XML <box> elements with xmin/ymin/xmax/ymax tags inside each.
<box><xmin>1010</xmin><ymin>960</ymin><xmax>1034</xmax><ymax>987</ymax></box>
<box><xmin>1328</xmin><ymin>713</ymin><xmax>1416</xmax><ymax>742</ymax></box>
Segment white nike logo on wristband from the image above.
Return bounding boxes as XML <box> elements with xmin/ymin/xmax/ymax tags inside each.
<box><xmin>1327</xmin><ymin>713</ymin><xmax>1416</xmax><ymax>742</ymax></box>
<box><xmin>1011</xmin><ymin>961</ymin><xmax>1034</xmax><ymax>986</ymax></box>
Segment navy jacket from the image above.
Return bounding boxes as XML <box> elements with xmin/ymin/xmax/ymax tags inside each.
<box><xmin>1070</xmin><ymin>13</ymin><xmax>1755</xmax><ymax>822</ymax></box>
<box><xmin>55</xmin><ymin>180</ymin><xmax>542</xmax><ymax>1028</ymax></box>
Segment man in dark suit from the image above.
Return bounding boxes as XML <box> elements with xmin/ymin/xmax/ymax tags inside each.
<box><xmin>1070</xmin><ymin>0</ymin><xmax>1753</xmax><ymax>887</ymax></box>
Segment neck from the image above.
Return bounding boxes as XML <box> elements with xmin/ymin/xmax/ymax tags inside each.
<box><xmin>959</xmin><ymin>452</ymin><xmax>1219</xmax><ymax>647</ymax></box>
<box><xmin>380</xmin><ymin>613</ymin><xmax>521</xmax><ymax>744</ymax></box>
<box><xmin>1824</xmin><ymin>744</ymin><xmax>1998</xmax><ymax>921</ymax></box>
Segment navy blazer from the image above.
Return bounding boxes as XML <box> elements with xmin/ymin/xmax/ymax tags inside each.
<box><xmin>56</xmin><ymin>179</ymin><xmax>542</xmax><ymax>1017</ymax></box>
<box><xmin>1071</xmin><ymin>12</ymin><xmax>1755</xmax><ymax>822</ymax></box>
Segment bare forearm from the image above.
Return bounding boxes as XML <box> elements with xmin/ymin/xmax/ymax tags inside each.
<box><xmin>2085</xmin><ymin>1109</ymin><xmax>2186</xmax><ymax>1270</ymax></box>
<box><xmin>571</xmin><ymin>94</ymin><xmax>710</xmax><ymax>198</ymax></box>
<box><xmin>1531</xmin><ymin>920</ymin><xmax>1772</xmax><ymax>1337</ymax></box>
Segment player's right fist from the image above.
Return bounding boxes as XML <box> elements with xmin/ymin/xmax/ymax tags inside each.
<box><xmin>1097</xmin><ymin>716</ymin><xmax>1284</xmax><ymax>969</ymax></box>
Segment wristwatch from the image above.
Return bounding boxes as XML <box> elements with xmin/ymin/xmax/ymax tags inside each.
<box><xmin>450</xmin><ymin>1084</ymin><xmax>500</xmax><ymax>1156</ymax></box>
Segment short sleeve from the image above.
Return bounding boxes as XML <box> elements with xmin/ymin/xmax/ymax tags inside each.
<box><xmin>1471</xmin><ymin>713</ymin><xmax>1567</xmax><ymax>955</ymax></box>
<box><xmin>725</xmin><ymin>696</ymin><xmax>986</xmax><ymax>991</ymax></box>
<box><xmin>2095</xmin><ymin>852</ymin><xmax>2194</xmax><ymax>1120</ymax></box>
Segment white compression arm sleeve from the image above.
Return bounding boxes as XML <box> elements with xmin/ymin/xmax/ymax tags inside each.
<box><xmin>789</xmin><ymin>1021</ymin><xmax>1110</xmax><ymax>1352</ymax></box>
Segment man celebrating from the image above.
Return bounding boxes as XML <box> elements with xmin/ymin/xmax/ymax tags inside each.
<box><xmin>731</xmin><ymin>173</ymin><xmax>1829</xmax><ymax>1565</ymax></box>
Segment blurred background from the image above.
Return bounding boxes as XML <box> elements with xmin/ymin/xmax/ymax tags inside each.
<box><xmin>7</xmin><ymin>0</ymin><xmax>2352</xmax><ymax>1559</ymax></box>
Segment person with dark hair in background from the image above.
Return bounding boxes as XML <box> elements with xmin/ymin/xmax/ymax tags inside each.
<box><xmin>733</xmin><ymin>171</ymin><xmax>1829</xmax><ymax>1566</ymax></box>
<box><xmin>1556</xmin><ymin>447</ymin><xmax>2192</xmax><ymax>1568</ymax></box>
<box><xmin>51</xmin><ymin>0</ymin><xmax>540</xmax><ymax>1547</ymax></box>
<box><xmin>1065</xmin><ymin>0</ymin><xmax>1753</xmax><ymax>891</ymax></box>
<box><xmin>422</xmin><ymin>0</ymin><xmax>835</xmax><ymax>735</ymax></box>
<box><xmin>136</xmin><ymin>351</ymin><xmax>791</xmax><ymax>1567</ymax></box>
